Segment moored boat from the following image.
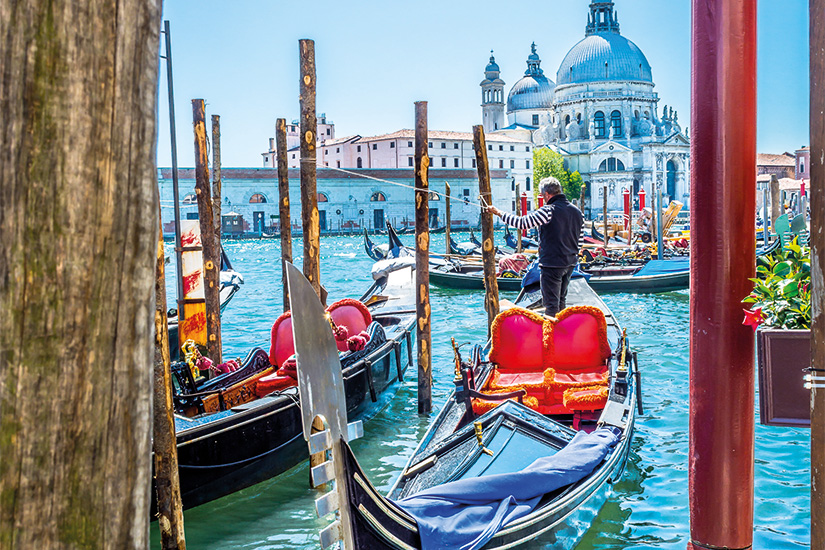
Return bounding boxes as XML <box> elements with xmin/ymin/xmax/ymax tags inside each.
<box><xmin>287</xmin><ymin>262</ymin><xmax>639</xmax><ymax>549</ymax></box>
<box><xmin>580</xmin><ymin>257</ymin><xmax>689</xmax><ymax>293</ymax></box>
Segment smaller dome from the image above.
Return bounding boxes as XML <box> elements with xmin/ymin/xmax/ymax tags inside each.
<box><xmin>485</xmin><ymin>51</ymin><xmax>500</xmax><ymax>74</ymax></box>
<box><xmin>507</xmin><ymin>43</ymin><xmax>555</xmax><ymax>113</ymax></box>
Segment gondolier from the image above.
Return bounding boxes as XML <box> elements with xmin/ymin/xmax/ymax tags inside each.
<box><xmin>488</xmin><ymin>177</ymin><xmax>583</xmax><ymax>317</ymax></box>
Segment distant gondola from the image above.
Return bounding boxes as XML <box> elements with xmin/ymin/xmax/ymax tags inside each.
<box><xmin>151</xmin><ymin>234</ymin><xmax>416</xmax><ymax>514</ymax></box>
<box><xmin>504</xmin><ymin>225</ymin><xmax>539</xmax><ymax>250</ymax></box>
<box><xmin>579</xmin><ymin>257</ymin><xmax>690</xmax><ymax>293</ymax></box>
<box><xmin>288</xmin><ymin>265</ymin><xmax>638</xmax><ymax>550</ymax></box>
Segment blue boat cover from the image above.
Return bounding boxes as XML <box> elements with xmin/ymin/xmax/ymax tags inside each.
<box><xmin>521</xmin><ymin>260</ymin><xmax>590</xmax><ymax>288</ymax></box>
<box><xmin>632</xmin><ymin>257</ymin><xmax>690</xmax><ymax>277</ymax></box>
<box><xmin>394</xmin><ymin>426</ymin><xmax>621</xmax><ymax>550</ymax></box>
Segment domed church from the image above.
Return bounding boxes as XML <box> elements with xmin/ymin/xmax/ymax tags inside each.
<box><xmin>481</xmin><ymin>0</ymin><xmax>690</xmax><ymax>215</ymax></box>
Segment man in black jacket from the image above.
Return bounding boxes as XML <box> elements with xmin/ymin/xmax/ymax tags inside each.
<box><xmin>488</xmin><ymin>178</ymin><xmax>584</xmax><ymax>317</ymax></box>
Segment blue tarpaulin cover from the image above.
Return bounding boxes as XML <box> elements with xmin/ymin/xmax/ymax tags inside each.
<box><xmin>521</xmin><ymin>260</ymin><xmax>590</xmax><ymax>288</ymax></box>
<box><xmin>394</xmin><ymin>426</ymin><xmax>621</xmax><ymax>550</ymax></box>
<box><xmin>632</xmin><ymin>257</ymin><xmax>690</xmax><ymax>277</ymax></box>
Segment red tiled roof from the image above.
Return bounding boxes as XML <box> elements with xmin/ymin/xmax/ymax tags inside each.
<box><xmin>756</xmin><ymin>153</ymin><xmax>795</xmax><ymax>167</ymax></box>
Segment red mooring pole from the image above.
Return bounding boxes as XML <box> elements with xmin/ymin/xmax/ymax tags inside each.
<box><xmin>689</xmin><ymin>1</ymin><xmax>757</xmax><ymax>549</ymax></box>
<box><xmin>520</xmin><ymin>192</ymin><xmax>529</xmax><ymax>237</ymax></box>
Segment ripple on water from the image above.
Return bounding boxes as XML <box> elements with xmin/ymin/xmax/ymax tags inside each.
<box><xmin>155</xmin><ymin>238</ymin><xmax>810</xmax><ymax>549</ymax></box>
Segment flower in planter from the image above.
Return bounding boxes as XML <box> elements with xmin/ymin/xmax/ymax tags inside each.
<box><xmin>742</xmin><ymin>237</ymin><xmax>811</xmax><ymax>330</ymax></box>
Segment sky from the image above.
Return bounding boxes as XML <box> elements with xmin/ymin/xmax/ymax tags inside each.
<box><xmin>157</xmin><ymin>0</ymin><xmax>810</xmax><ymax>169</ymax></box>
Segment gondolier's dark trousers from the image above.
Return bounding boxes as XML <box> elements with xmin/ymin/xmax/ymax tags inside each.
<box><xmin>540</xmin><ymin>266</ymin><xmax>574</xmax><ymax>317</ymax></box>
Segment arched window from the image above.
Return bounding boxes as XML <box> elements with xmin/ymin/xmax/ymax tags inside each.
<box><xmin>428</xmin><ymin>191</ymin><xmax>440</xmax><ymax>201</ymax></box>
<box><xmin>594</xmin><ymin>112</ymin><xmax>606</xmax><ymax>139</ymax></box>
<box><xmin>356</xmin><ymin>157</ymin><xmax>363</xmax><ymax>168</ymax></box>
<box><xmin>317</xmin><ymin>192</ymin><xmax>329</xmax><ymax>202</ymax></box>
<box><xmin>666</xmin><ymin>160</ymin><xmax>677</xmax><ymax>198</ymax></box>
<box><xmin>598</xmin><ymin>158</ymin><xmax>625</xmax><ymax>172</ymax></box>
<box><xmin>249</xmin><ymin>193</ymin><xmax>267</xmax><ymax>203</ymax></box>
<box><xmin>371</xmin><ymin>192</ymin><xmax>386</xmax><ymax>202</ymax></box>
<box><xmin>565</xmin><ymin>115</ymin><xmax>571</xmax><ymax>126</ymax></box>
<box><xmin>611</xmin><ymin>111</ymin><xmax>622</xmax><ymax>137</ymax></box>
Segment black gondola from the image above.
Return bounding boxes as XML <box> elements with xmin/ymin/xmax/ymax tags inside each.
<box><xmin>288</xmin><ymin>263</ymin><xmax>638</xmax><ymax>549</ymax></box>
<box><xmin>504</xmin><ymin>226</ymin><xmax>539</xmax><ymax>250</ymax></box>
<box><xmin>152</xmin><ymin>261</ymin><xmax>416</xmax><ymax>514</ymax></box>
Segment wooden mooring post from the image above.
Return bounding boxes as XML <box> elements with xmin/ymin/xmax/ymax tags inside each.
<box><xmin>810</xmin><ymin>0</ymin><xmax>825</xmax><ymax>545</ymax></box>
<box><xmin>688</xmin><ymin>1</ymin><xmax>757</xmax><ymax>549</ymax></box>
<box><xmin>299</xmin><ymin>39</ymin><xmax>321</xmax><ymax>298</ymax></box>
<box><xmin>153</xmin><ymin>214</ymin><xmax>186</xmax><ymax>550</ymax></box>
<box><xmin>211</xmin><ymin>115</ymin><xmax>222</xmax><ymax>253</ymax></box>
<box><xmin>415</xmin><ymin>102</ymin><xmax>432</xmax><ymax>415</ymax></box>
<box><xmin>445</xmin><ymin>182</ymin><xmax>451</xmax><ymax>256</ymax></box>
<box><xmin>277</xmin><ymin>118</ymin><xmax>293</xmax><ymax>312</ymax></box>
<box><xmin>473</xmin><ymin>125</ymin><xmax>499</xmax><ymax>336</ymax></box>
<box><xmin>770</xmin><ymin>174</ymin><xmax>781</xmax><ymax>230</ymax></box>
<box><xmin>515</xmin><ymin>183</ymin><xmax>523</xmax><ymax>253</ymax></box>
<box><xmin>192</xmin><ymin>99</ymin><xmax>222</xmax><ymax>364</ymax></box>
<box><xmin>602</xmin><ymin>186</ymin><xmax>608</xmax><ymax>249</ymax></box>
<box><xmin>656</xmin><ymin>180</ymin><xmax>664</xmax><ymax>261</ymax></box>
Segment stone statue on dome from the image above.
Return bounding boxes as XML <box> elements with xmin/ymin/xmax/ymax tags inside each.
<box><xmin>567</xmin><ymin>118</ymin><xmax>582</xmax><ymax>141</ymax></box>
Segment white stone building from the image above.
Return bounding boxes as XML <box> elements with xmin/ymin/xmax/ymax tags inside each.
<box><xmin>482</xmin><ymin>0</ymin><xmax>691</xmax><ymax>216</ymax></box>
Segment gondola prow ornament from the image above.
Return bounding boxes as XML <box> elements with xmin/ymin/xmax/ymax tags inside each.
<box><xmin>285</xmin><ymin>261</ymin><xmax>362</xmax><ymax>550</ymax></box>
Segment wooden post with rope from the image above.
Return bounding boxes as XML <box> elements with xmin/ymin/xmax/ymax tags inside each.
<box><xmin>153</xmin><ymin>213</ymin><xmax>186</xmax><ymax>550</ymax></box>
<box><xmin>415</xmin><ymin>101</ymin><xmax>432</xmax><ymax>415</ymax></box>
<box><xmin>473</xmin><ymin>125</ymin><xmax>499</xmax><ymax>336</ymax></box>
<box><xmin>770</xmin><ymin>174</ymin><xmax>781</xmax><ymax>231</ymax></box>
<box><xmin>602</xmin><ymin>186</ymin><xmax>609</xmax><ymax>249</ymax></box>
<box><xmin>277</xmin><ymin>118</ymin><xmax>293</xmax><ymax>312</ymax></box>
<box><xmin>515</xmin><ymin>182</ymin><xmax>523</xmax><ymax>253</ymax></box>
<box><xmin>211</xmin><ymin>115</ymin><xmax>222</xmax><ymax>254</ymax></box>
<box><xmin>192</xmin><ymin>99</ymin><xmax>222</xmax><ymax>364</ymax></box>
<box><xmin>299</xmin><ymin>39</ymin><xmax>320</xmax><ymax>298</ymax></box>
<box><xmin>445</xmin><ymin>182</ymin><xmax>451</xmax><ymax>256</ymax></box>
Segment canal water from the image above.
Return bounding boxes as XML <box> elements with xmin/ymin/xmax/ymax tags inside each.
<box><xmin>155</xmin><ymin>233</ymin><xmax>810</xmax><ymax>549</ymax></box>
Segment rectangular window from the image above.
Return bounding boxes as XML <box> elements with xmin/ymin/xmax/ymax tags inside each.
<box><xmin>526</xmin><ymin>177</ymin><xmax>531</xmax><ymax>191</ymax></box>
<box><xmin>511</xmin><ymin>180</ymin><xmax>515</xmax><ymax>191</ymax></box>
<box><xmin>512</xmin><ymin>201</ymin><xmax>516</xmax><ymax>211</ymax></box>
<box><xmin>337</xmin><ymin>160</ymin><xmax>341</xmax><ymax>168</ymax></box>
<box><xmin>499</xmin><ymin>160</ymin><xmax>504</xmax><ymax>169</ymax></box>
<box><xmin>441</xmin><ymin>157</ymin><xmax>446</xmax><ymax>167</ymax></box>
<box><xmin>292</xmin><ymin>153</ymin><xmax>296</xmax><ymax>159</ymax></box>
<box><xmin>408</xmin><ymin>157</ymin><xmax>414</xmax><ymax>167</ymax></box>
<box><xmin>454</xmin><ymin>158</ymin><xmax>459</xmax><ymax>168</ymax></box>
<box><xmin>390</xmin><ymin>142</ymin><xmax>395</xmax><ymax>148</ymax></box>
<box><xmin>357</xmin><ymin>145</ymin><xmax>361</xmax><ymax>152</ymax></box>
<box><xmin>488</xmin><ymin>144</ymin><xmax>493</xmax><ymax>151</ymax></box>
<box><xmin>326</xmin><ymin>128</ymin><xmax>331</xmax><ymax>135</ymax></box>
<box><xmin>526</xmin><ymin>146</ymin><xmax>530</xmax><ymax>152</ymax></box>
<box><xmin>510</xmin><ymin>160</ymin><xmax>515</xmax><ymax>169</ymax></box>
<box><xmin>324</xmin><ymin>162</ymin><xmax>328</xmax><ymax>166</ymax></box>
<box><xmin>441</xmin><ymin>142</ymin><xmax>446</xmax><ymax>149</ymax></box>
<box><xmin>510</xmin><ymin>145</ymin><xmax>515</xmax><ymax>151</ymax></box>
<box><xmin>372</xmin><ymin>143</ymin><xmax>377</xmax><ymax>150</ymax></box>
<box><xmin>472</xmin><ymin>159</ymin><xmax>477</xmax><ymax>168</ymax></box>
<box><xmin>532</xmin><ymin>114</ymin><xmax>539</xmax><ymax>126</ymax></box>
<box><xmin>527</xmin><ymin>200</ymin><xmax>532</xmax><ymax>211</ymax></box>
<box><xmin>526</xmin><ymin>160</ymin><xmax>530</xmax><ymax>169</ymax></box>
<box><xmin>454</xmin><ymin>143</ymin><xmax>459</xmax><ymax>149</ymax></box>
<box><xmin>336</xmin><ymin>147</ymin><xmax>340</xmax><ymax>153</ymax></box>
<box><xmin>499</xmin><ymin>145</ymin><xmax>503</xmax><ymax>151</ymax></box>
<box><xmin>429</xmin><ymin>142</ymin><xmax>433</xmax><ymax>148</ymax></box>
<box><xmin>463</xmin><ymin>189</ymin><xmax>470</xmax><ymax>197</ymax></box>
<box><xmin>324</xmin><ymin>149</ymin><xmax>328</xmax><ymax>155</ymax></box>
<box><xmin>408</xmin><ymin>141</ymin><xmax>413</xmax><ymax>147</ymax></box>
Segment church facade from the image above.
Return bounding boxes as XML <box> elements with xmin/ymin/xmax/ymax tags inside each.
<box><xmin>481</xmin><ymin>0</ymin><xmax>691</xmax><ymax>216</ymax></box>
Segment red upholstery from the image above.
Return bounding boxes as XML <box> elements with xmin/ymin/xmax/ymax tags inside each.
<box><xmin>268</xmin><ymin>311</ymin><xmax>294</xmax><ymax>369</ymax></box>
<box><xmin>488</xmin><ymin>307</ymin><xmax>546</xmax><ymax>371</ymax></box>
<box><xmin>255</xmin><ymin>373</ymin><xmax>296</xmax><ymax>397</ymax></box>
<box><xmin>546</xmin><ymin>306</ymin><xmax>612</xmax><ymax>370</ymax></box>
<box><xmin>327</xmin><ymin>299</ymin><xmax>372</xmax><ymax>352</ymax></box>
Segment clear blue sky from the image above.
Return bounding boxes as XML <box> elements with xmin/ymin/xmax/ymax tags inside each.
<box><xmin>157</xmin><ymin>0</ymin><xmax>810</xmax><ymax>168</ymax></box>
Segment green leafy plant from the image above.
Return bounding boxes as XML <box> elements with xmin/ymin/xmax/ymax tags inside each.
<box><xmin>742</xmin><ymin>238</ymin><xmax>811</xmax><ymax>330</ymax></box>
<box><xmin>532</xmin><ymin>148</ymin><xmax>583</xmax><ymax>201</ymax></box>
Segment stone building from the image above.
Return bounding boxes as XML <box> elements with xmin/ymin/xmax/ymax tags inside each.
<box><xmin>756</xmin><ymin>152</ymin><xmax>796</xmax><ymax>179</ymax></box>
<box><xmin>482</xmin><ymin>0</ymin><xmax>691</xmax><ymax>216</ymax></box>
<box><xmin>159</xmin><ymin>168</ymin><xmax>511</xmax><ymax>237</ymax></box>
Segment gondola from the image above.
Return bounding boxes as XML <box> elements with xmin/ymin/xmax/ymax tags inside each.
<box><xmin>504</xmin><ymin>225</ymin><xmax>539</xmax><ymax>251</ymax></box>
<box><xmin>364</xmin><ymin>228</ymin><xmax>389</xmax><ymax>261</ymax></box>
<box><xmin>429</xmin><ymin>261</ymin><xmax>524</xmax><ymax>291</ymax></box>
<box><xmin>286</xmin><ymin>263</ymin><xmax>638</xmax><ymax>550</ymax></box>
<box><xmin>151</xmin><ymin>260</ymin><xmax>416</xmax><ymax>514</ymax></box>
<box><xmin>449</xmin><ymin>235</ymin><xmax>482</xmax><ymax>256</ymax></box>
<box><xmin>580</xmin><ymin>257</ymin><xmax>689</xmax><ymax>293</ymax></box>
<box><xmin>430</xmin><ymin>225</ymin><xmax>447</xmax><ymax>234</ymax></box>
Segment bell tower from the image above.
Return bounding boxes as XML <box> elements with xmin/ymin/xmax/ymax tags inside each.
<box><xmin>480</xmin><ymin>51</ymin><xmax>506</xmax><ymax>133</ymax></box>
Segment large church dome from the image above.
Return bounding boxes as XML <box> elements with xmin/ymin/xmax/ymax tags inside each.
<box><xmin>557</xmin><ymin>0</ymin><xmax>653</xmax><ymax>86</ymax></box>
<box><xmin>507</xmin><ymin>43</ymin><xmax>555</xmax><ymax>113</ymax></box>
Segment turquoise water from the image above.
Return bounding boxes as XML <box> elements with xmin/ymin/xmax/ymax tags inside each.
<box><xmin>155</xmin><ymin>234</ymin><xmax>810</xmax><ymax>549</ymax></box>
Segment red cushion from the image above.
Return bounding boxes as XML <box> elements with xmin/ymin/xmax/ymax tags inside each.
<box><xmin>489</xmin><ymin>307</ymin><xmax>546</xmax><ymax>371</ymax></box>
<box><xmin>546</xmin><ymin>306</ymin><xmax>612</xmax><ymax>371</ymax></box>
<box><xmin>268</xmin><ymin>311</ymin><xmax>294</xmax><ymax>368</ymax></box>
<box><xmin>327</xmin><ymin>299</ymin><xmax>372</xmax><ymax>352</ymax></box>
<box><xmin>255</xmin><ymin>372</ymin><xmax>296</xmax><ymax>397</ymax></box>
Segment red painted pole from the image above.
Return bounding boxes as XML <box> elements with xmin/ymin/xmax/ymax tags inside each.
<box><xmin>689</xmin><ymin>1</ymin><xmax>757</xmax><ymax>549</ymax></box>
<box><xmin>638</xmin><ymin>187</ymin><xmax>646</xmax><ymax>211</ymax></box>
<box><xmin>520</xmin><ymin>192</ymin><xmax>528</xmax><ymax>237</ymax></box>
<box><xmin>537</xmin><ymin>195</ymin><xmax>544</xmax><ymax>208</ymax></box>
<box><xmin>622</xmin><ymin>187</ymin><xmax>631</xmax><ymax>232</ymax></box>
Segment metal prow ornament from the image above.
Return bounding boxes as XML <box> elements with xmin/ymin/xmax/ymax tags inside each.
<box><xmin>285</xmin><ymin>261</ymin><xmax>362</xmax><ymax>550</ymax></box>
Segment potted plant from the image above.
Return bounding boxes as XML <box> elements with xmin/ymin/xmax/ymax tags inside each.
<box><xmin>742</xmin><ymin>238</ymin><xmax>811</xmax><ymax>427</ymax></box>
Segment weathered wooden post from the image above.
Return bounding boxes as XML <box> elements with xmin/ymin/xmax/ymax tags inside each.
<box><xmin>473</xmin><ymin>125</ymin><xmax>500</xmax><ymax>336</ymax></box>
<box><xmin>277</xmin><ymin>118</ymin><xmax>293</xmax><ymax>312</ymax></box>
<box><xmin>415</xmin><ymin>102</ymin><xmax>432</xmax><ymax>415</ymax></box>
<box><xmin>602</xmin><ymin>186</ymin><xmax>609</xmax><ymax>248</ymax></box>
<box><xmin>515</xmin><ymin>183</ymin><xmax>523</xmax><ymax>253</ymax></box>
<box><xmin>212</xmin><ymin>115</ymin><xmax>222</xmax><ymax>250</ymax></box>
<box><xmin>153</xmin><ymin>215</ymin><xmax>186</xmax><ymax>550</ymax></box>
<box><xmin>770</xmin><ymin>174</ymin><xmax>781</xmax><ymax>229</ymax></box>
<box><xmin>299</xmin><ymin>39</ymin><xmax>321</xmax><ymax>298</ymax></box>
<box><xmin>192</xmin><ymin>99</ymin><xmax>222</xmax><ymax>364</ymax></box>
<box><xmin>689</xmin><ymin>1</ymin><xmax>757</xmax><ymax>549</ymax></box>
<box><xmin>762</xmin><ymin>186</ymin><xmax>770</xmax><ymax>244</ymax></box>
<box><xmin>445</xmin><ymin>182</ymin><xmax>451</xmax><ymax>256</ymax></box>
<box><xmin>810</xmin><ymin>1</ymin><xmax>825</xmax><ymax>545</ymax></box>
<box><xmin>0</xmin><ymin>1</ymin><xmax>160</xmax><ymax>544</ymax></box>
<box><xmin>656</xmin><ymin>180</ymin><xmax>664</xmax><ymax>260</ymax></box>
